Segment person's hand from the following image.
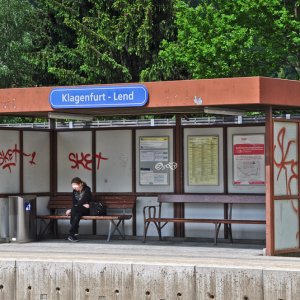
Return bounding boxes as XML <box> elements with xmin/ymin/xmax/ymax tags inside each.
<box><xmin>66</xmin><ymin>209</ymin><xmax>71</xmax><ymax>216</ymax></box>
<box><xmin>83</xmin><ymin>204</ymin><xmax>90</xmax><ymax>209</ymax></box>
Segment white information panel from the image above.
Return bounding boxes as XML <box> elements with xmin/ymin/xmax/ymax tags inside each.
<box><xmin>136</xmin><ymin>129</ymin><xmax>174</xmax><ymax>193</ymax></box>
<box><xmin>184</xmin><ymin>127</ymin><xmax>224</xmax><ymax>193</ymax></box>
<box><xmin>139</xmin><ymin>136</ymin><xmax>170</xmax><ymax>186</ymax></box>
<box><xmin>96</xmin><ymin>130</ymin><xmax>132</xmax><ymax>192</ymax></box>
<box><xmin>227</xmin><ymin>126</ymin><xmax>265</xmax><ymax>193</ymax></box>
<box><xmin>23</xmin><ymin>131</ymin><xmax>50</xmax><ymax>193</ymax></box>
<box><xmin>0</xmin><ymin>130</ymin><xmax>20</xmax><ymax>193</ymax></box>
<box><xmin>57</xmin><ymin>131</ymin><xmax>92</xmax><ymax>192</ymax></box>
<box><xmin>233</xmin><ymin>134</ymin><xmax>265</xmax><ymax>185</ymax></box>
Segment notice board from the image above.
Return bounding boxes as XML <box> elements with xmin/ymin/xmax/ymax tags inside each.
<box><xmin>227</xmin><ymin>126</ymin><xmax>265</xmax><ymax>193</ymax></box>
<box><xmin>184</xmin><ymin>127</ymin><xmax>224</xmax><ymax>193</ymax></box>
<box><xmin>136</xmin><ymin>128</ymin><xmax>174</xmax><ymax>193</ymax></box>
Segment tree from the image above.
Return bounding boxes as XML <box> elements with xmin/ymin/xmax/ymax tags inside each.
<box><xmin>141</xmin><ymin>0</ymin><xmax>295</xmax><ymax>81</ymax></box>
<box><xmin>277</xmin><ymin>0</ymin><xmax>300</xmax><ymax>79</ymax></box>
<box><xmin>38</xmin><ymin>0</ymin><xmax>176</xmax><ymax>85</ymax></box>
<box><xmin>0</xmin><ymin>0</ymin><xmax>38</xmax><ymax>88</ymax></box>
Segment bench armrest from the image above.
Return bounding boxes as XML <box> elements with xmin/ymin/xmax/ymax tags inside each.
<box><xmin>143</xmin><ymin>205</ymin><xmax>160</xmax><ymax>221</ymax></box>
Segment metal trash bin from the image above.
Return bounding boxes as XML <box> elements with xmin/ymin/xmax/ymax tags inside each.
<box><xmin>8</xmin><ymin>195</ymin><xmax>37</xmax><ymax>242</ymax></box>
<box><xmin>0</xmin><ymin>198</ymin><xmax>9</xmax><ymax>243</ymax></box>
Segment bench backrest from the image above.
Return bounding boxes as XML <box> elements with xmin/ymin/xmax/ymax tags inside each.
<box><xmin>157</xmin><ymin>194</ymin><xmax>265</xmax><ymax>204</ymax></box>
<box><xmin>48</xmin><ymin>195</ymin><xmax>136</xmax><ymax>210</ymax></box>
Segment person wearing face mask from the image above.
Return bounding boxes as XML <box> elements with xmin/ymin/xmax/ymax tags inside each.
<box><xmin>66</xmin><ymin>177</ymin><xmax>92</xmax><ymax>242</ymax></box>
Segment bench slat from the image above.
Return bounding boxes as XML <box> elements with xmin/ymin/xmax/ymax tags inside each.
<box><xmin>158</xmin><ymin>194</ymin><xmax>265</xmax><ymax>204</ymax></box>
<box><xmin>37</xmin><ymin>215</ymin><xmax>132</xmax><ymax>220</ymax></box>
<box><xmin>145</xmin><ymin>218</ymin><xmax>265</xmax><ymax>224</ymax></box>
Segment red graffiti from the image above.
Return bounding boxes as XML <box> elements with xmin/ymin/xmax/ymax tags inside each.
<box><xmin>0</xmin><ymin>144</ymin><xmax>36</xmax><ymax>173</ymax></box>
<box><xmin>274</xmin><ymin>127</ymin><xmax>298</xmax><ymax>197</ymax></box>
<box><xmin>69</xmin><ymin>152</ymin><xmax>108</xmax><ymax>171</ymax></box>
<box><xmin>274</xmin><ymin>126</ymin><xmax>299</xmax><ymax>239</ymax></box>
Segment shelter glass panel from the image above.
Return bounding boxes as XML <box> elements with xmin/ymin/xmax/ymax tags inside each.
<box><xmin>0</xmin><ymin>130</ymin><xmax>20</xmax><ymax>193</ymax></box>
<box><xmin>96</xmin><ymin>130</ymin><xmax>132</xmax><ymax>192</ymax></box>
<box><xmin>57</xmin><ymin>131</ymin><xmax>92</xmax><ymax>192</ymax></box>
<box><xmin>23</xmin><ymin>131</ymin><xmax>50</xmax><ymax>193</ymax></box>
<box><xmin>273</xmin><ymin>121</ymin><xmax>298</xmax><ymax>197</ymax></box>
<box><xmin>274</xmin><ymin>199</ymin><xmax>299</xmax><ymax>251</ymax></box>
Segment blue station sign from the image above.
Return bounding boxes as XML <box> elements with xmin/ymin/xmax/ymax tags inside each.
<box><xmin>49</xmin><ymin>84</ymin><xmax>148</xmax><ymax>109</ymax></box>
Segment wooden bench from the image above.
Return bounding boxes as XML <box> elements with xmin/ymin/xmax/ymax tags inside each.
<box><xmin>143</xmin><ymin>194</ymin><xmax>265</xmax><ymax>244</ymax></box>
<box><xmin>37</xmin><ymin>195</ymin><xmax>136</xmax><ymax>241</ymax></box>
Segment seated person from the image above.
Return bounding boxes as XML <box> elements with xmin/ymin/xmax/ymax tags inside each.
<box><xmin>66</xmin><ymin>177</ymin><xmax>91</xmax><ymax>242</ymax></box>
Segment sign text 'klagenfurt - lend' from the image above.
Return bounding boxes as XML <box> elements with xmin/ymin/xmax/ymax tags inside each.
<box><xmin>49</xmin><ymin>84</ymin><xmax>148</xmax><ymax>109</ymax></box>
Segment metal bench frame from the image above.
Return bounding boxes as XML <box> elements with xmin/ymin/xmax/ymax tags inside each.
<box><xmin>143</xmin><ymin>194</ymin><xmax>266</xmax><ymax>244</ymax></box>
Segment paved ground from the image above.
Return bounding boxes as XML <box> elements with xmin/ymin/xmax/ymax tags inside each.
<box><xmin>0</xmin><ymin>238</ymin><xmax>299</xmax><ymax>270</ymax></box>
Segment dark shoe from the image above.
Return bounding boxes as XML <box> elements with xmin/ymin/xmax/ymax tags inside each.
<box><xmin>74</xmin><ymin>232</ymin><xmax>79</xmax><ymax>236</ymax></box>
<box><xmin>67</xmin><ymin>235</ymin><xmax>79</xmax><ymax>242</ymax></box>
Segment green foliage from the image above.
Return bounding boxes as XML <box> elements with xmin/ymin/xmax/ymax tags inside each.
<box><xmin>37</xmin><ymin>0</ymin><xmax>176</xmax><ymax>85</ymax></box>
<box><xmin>2</xmin><ymin>0</ymin><xmax>300</xmax><ymax>88</ymax></box>
<box><xmin>0</xmin><ymin>0</ymin><xmax>39</xmax><ymax>88</ymax></box>
<box><xmin>141</xmin><ymin>0</ymin><xmax>297</xmax><ymax>81</ymax></box>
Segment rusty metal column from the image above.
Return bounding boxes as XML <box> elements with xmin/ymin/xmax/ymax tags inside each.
<box><xmin>49</xmin><ymin>119</ymin><xmax>56</xmax><ymax>195</ymax></box>
<box><xmin>265</xmin><ymin>106</ymin><xmax>274</xmax><ymax>255</ymax></box>
<box><xmin>174</xmin><ymin>115</ymin><xmax>184</xmax><ymax>237</ymax></box>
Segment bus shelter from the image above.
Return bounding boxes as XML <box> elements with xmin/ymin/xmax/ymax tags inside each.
<box><xmin>0</xmin><ymin>76</ymin><xmax>300</xmax><ymax>256</ymax></box>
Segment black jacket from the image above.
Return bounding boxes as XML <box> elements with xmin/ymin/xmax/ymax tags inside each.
<box><xmin>72</xmin><ymin>185</ymin><xmax>92</xmax><ymax>207</ymax></box>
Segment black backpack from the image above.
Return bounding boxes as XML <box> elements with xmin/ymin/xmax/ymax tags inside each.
<box><xmin>89</xmin><ymin>202</ymin><xmax>106</xmax><ymax>216</ymax></box>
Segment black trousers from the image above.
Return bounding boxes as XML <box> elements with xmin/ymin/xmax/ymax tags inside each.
<box><xmin>69</xmin><ymin>206</ymin><xmax>89</xmax><ymax>235</ymax></box>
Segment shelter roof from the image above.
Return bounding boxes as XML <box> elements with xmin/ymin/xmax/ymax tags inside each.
<box><xmin>0</xmin><ymin>76</ymin><xmax>299</xmax><ymax>117</ymax></box>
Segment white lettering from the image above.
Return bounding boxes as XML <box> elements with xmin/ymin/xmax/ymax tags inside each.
<box><xmin>60</xmin><ymin>92</ymin><xmax>108</xmax><ymax>104</ymax></box>
<box><xmin>62</xmin><ymin>94</ymin><xmax>68</xmax><ymax>102</ymax></box>
<box><xmin>113</xmin><ymin>91</ymin><xmax>134</xmax><ymax>101</ymax></box>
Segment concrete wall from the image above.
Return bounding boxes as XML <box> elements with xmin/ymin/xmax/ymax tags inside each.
<box><xmin>0</xmin><ymin>258</ymin><xmax>300</xmax><ymax>300</ymax></box>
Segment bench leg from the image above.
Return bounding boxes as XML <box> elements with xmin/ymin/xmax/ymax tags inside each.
<box><xmin>143</xmin><ymin>221</ymin><xmax>151</xmax><ymax>243</ymax></box>
<box><xmin>37</xmin><ymin>219</ymin><xmax>51</xmax><ymax>240</ymax></box>
<box><xmin>228</xmin><ymin>224</ymin><xmax>233</xmax><ymax>243</ymax></box>
<box><xmin>156</xmin><ymin>222</ymin><xmax>162</xmax><ymax>241</ymax></box>
<box><xmin>214</xmin><ymin>223</ymin><xmax>222</xmax><ymax>245</ymax></box>
<box><xmin>143</xmin><ymin>221</ymin><xmax>163</xmax><ymax>242</ymax></box>
<box><xmin>214</xmin><ymin>223</ymin><xmax>233</xmax><ymax>244</ymax></box>
<box><xmin>214</xmin><ymin>224</ymin><xmax>218</xmax><ymax>245</ymax></box>
<box><xmin>107</xmin><ymin>220</ymin><xmax>125</xmax><ymax>242</ymax></box>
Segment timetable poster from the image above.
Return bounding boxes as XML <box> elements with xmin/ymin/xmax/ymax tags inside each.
<box><xmin>139</xmin><ymin>136</ymin><xmax>169</xmax><ymax>185</ymax></box>
<box><xmin>233</xmin><ymin>134</ymin><xmax>265</xmax><ymax>185</ymax></box>
<box><xmin>188</xmin><ymin>135</ymin><xmax>219</xmax><ymax>185</ymax></box>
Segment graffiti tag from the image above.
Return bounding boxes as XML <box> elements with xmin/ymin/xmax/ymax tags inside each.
<box><xmin>69</xmin><ymin>152</ymin><xmax>108</xmax><ymax>171</ymax></box>
<box><xmin>0</xmin><ymin>144</ymin><xmax>36</xmax><ymax>173</ymax></box>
